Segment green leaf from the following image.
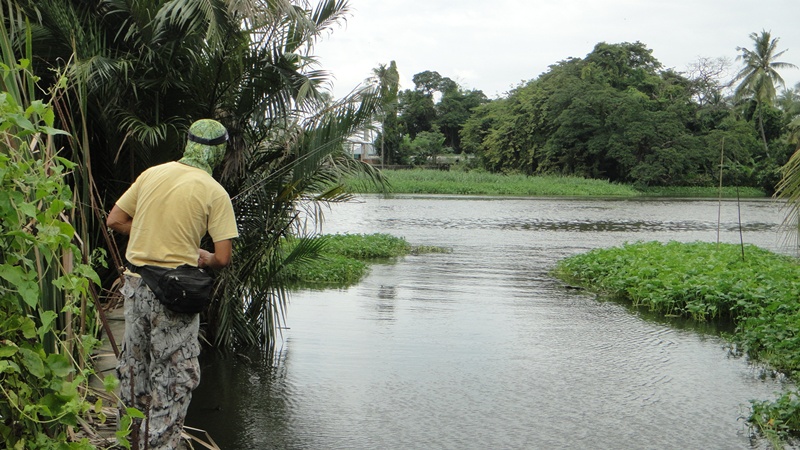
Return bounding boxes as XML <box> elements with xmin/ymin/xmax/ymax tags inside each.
<box><xmin>18</xmin><ymin>347</ymin><xmax>45</xmax><ymax>378</ymax></box>
<box><xmin>116</xmin><ymin>418</ymin><xmax>133</xmax><ymax>450</ymax></box>
<box><xmin>0</xmin><ymin>360</ymin><xmax>20</xmax><ymax>374</ymax></box>
<box><xmin>42</xmin><ymin>108</ymin><xmax>55</xmax><ymax>127</ymax></box>
<box><xmin>20</xmin><ymin>317</ymin><xmax>36</xmax><ymax>339</ymax></box>
<box><xmin>103</xmin><ymin>374</ymin><xmax>119</xmax><ymax>393</ymax></box>
<box><xmin>18</xmin><ymin>201</ymin><xmax>37</xmax><ymax>218</ymax></box>
<box><xmin>126</xmin><ymin>407</ymin><xmax>146</xmax><ymax>419</ymax></box>
<box><xmin>0</xmin><ymin>265</ymin><xmax>39</xmax><ymax>307</ymax></box>
<box><xmin>39</xmin><ymin>393</ymin><xmax>66</xmax><ymax>418</ymax></box>
<box><xmin>38</xmin><ymin>310</ymin><xmax>57</xmax><ymax>335</ymax></box>
<box><xmin>24</xmin><ymin>100</ymin><xmax>47</xmax><ymax>117</ymax></box>
<box><xmin>53</xmin><ymin>156</ymin><xmax>76</xmax><ymax>170</ymax></box>
<box><xmin>45</xmin><ymin>353</ymin><xmax>73</xmax><ymax>378</ymax></box>
<box><xmin>18</xmin><ymin>280</ymin><xmax>39</xmax><ymax>308</ymax></box>
<box><xmin>55</xmin><ymin>220</ymin><xmax>76</xmax><ymax>238</ymax></box>
<box><xmin>0</xmin><ymin>340</ymin><xmax>18</xmax><ymax>357</ymax></box>
<box><xmin>39</xmin><ymin>126</ymin><xmax>70</xmax><ymax>136</ymax></box>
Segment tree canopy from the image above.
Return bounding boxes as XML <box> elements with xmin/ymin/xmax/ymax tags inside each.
<box><xmin>459</xmin><ymin>40</ymin><xmax>797</xmax><ymax>189</ymax></box>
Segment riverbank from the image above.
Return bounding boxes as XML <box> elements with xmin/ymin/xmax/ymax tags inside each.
<box><xmin>343</xmin><ymin>169</ymin><xmax>767</xmax><ymax>198</ymax></box>
<box><xmin>553</xmin><ymin>241</ymin><xmax>800</xmax><ymax>448</ymax></box>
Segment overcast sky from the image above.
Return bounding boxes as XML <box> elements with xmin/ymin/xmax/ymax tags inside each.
<box><xmin>314</xmin><ymin>0</ymin><xmax>800</xmax><ymax>99</ymax></box>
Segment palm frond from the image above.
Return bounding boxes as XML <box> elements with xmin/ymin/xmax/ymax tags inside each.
<box><xmin>776</xmin><ymin>146</ymin><xmax>800</xmax><ymax>248</ymax></box>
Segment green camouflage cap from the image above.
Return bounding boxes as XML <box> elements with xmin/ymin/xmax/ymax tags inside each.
<box><xmin>179</xmin><ymin>119</ymin><xmax>228</xmax><ymax>175</ymax></box>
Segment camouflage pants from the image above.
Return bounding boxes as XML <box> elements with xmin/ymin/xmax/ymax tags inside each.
<box><xmin>117</xmin><ymin>275</ymin><xmax>201</xmax><ymax>450</ymax></box>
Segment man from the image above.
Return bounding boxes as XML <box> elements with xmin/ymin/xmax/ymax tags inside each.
<box><xmin>107</xmin><ymin>119</ymin><xmax>238</xmax><ymax>449</ymax></box>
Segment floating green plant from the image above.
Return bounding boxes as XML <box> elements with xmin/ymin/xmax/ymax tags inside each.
<box><xmin>554</xmin><ymin>240</ymin><xmax>800</xmax><ymax>445</ymax></box>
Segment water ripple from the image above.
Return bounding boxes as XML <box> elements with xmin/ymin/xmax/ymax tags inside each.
<box><xmin>189</xmin><ymin>198</ymin><xmax>788</xmax><ymax>450</ymax></box>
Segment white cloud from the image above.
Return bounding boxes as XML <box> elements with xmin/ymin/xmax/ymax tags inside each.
<box><xmin>315</xmin><ymin>0</ymin><xmax>800</xmax><ymax>98</ymax></box>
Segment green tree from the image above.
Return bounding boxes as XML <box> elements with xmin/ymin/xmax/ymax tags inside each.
<box><xmin>463</xmin><ymin>42</ymin><xmax>747</xmax><ymax>187</ymax></box>
<box><xmin>399</xmin><ymin>88</ymin><xmax>436</xmax><ymax>139</ymax></box>
<box><xmin>435</xmin><ymin>87</ymin><xmax>488</xmax><ymax>153</ymax></box>
<box><xmin>10</xmin><ymin>0</ymin><xmax>387</xmax><ymax>351</ymax></box>
<box><xmin>582</xmin><ymin>41</ymin><xmax>663</xmax><ymax>93</ymax></box>
<box><xmin>732</xmin><ymin>30</ymin><xmax>798</xmax><ymax>154</ymax></box>
<box><xmin>370</xmin><ymin>61</ymin><xmax>401</xmax><ymax>165</ymax></box>
<box><xmin>398</xmin><ymin>70</ymin><xmax>459</xmax><ymax>140</ymax></box>
<box><xmin>409</xmin><ymin>129</ymin><xmax>448</xmax><ymax>165</ymax></box>
<box><xmin>412</xmin><ymin>70</ymin><xmax>451</xmax><ymax>95</ymax></box>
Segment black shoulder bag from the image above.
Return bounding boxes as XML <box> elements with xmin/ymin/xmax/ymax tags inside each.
<box><xmin>133</xmin><ymin>264</ymin><xmax>215</xmax><ymax>314</ymax></box>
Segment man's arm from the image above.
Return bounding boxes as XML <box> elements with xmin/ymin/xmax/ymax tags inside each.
<box><xmin>198</xmin><ymin>239</ymin><xmax>233</xmax><ymax>270</ymax></box>
<box><xmin>107</xmin><ymin>205</ymin><xmax>133</xmax><ymax>235</ymax></box>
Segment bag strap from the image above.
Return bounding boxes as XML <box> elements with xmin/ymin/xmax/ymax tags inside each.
<box><xmin>128</xmin><ymin>264</ymin><xmax>170</xmax><ymax>301</ymax></box>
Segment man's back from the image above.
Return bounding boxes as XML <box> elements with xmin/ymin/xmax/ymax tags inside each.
<box><xmin>115</xmin><ymin>161</ymin><xmax>237</xmax><ymax>268</ymax></box>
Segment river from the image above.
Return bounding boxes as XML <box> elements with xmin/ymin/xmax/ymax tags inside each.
<box><xmin>187</xmin><ymin>196</ymin><xmax>795</xmax><ymax>449</ymax></box>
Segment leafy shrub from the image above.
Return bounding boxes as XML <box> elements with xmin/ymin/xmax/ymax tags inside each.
<box><xmin>0</xmin><ymin>42</ymin><xmax>138</xmax><ymax>448</ymax></box>
<box><xmin>0</xmin><ymin>77</ymin><xmax>106</xmax><ymax>448</ymax></box>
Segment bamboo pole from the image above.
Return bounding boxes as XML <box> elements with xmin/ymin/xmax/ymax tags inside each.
<box><xmin>717</xmin><ymin>138</ymin><xmax>724</xmax><ymax>245</ymax></box>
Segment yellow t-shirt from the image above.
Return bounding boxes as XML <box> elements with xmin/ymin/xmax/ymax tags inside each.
<box><xmin>116</xmin><ymin>162</ymin><xmax>238</xmax><ymax>268</ymax></box>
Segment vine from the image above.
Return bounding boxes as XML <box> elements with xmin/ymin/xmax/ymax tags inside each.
<box><xmin>0</xmin><ymin>55</ymin><xmax>134</xmax><ymax>449</ymax></box>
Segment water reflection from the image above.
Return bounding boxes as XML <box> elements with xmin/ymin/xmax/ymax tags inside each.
<box><xmin>188</xmin><ymin>196</ymin><xmax>792</xmax><ymax>449</ymax></box>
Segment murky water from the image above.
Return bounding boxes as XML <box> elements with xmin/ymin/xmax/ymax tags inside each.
<box><xmin>188</xmin><ymin>196</ymin><xmax>795</xmax><ymax>449</ymax></box>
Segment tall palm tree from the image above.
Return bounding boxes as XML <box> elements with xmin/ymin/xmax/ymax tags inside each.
<box><xmin>732</xmin><ymin>30</ymin><xmax>798</xmax><ymax>154</ymax></box>
<box><xmin>369</xmin><ymin>61</ymin><xmax>400</xmax><ymax>166</ymax></box>
<box><xmin>8</xmin><ymin>0</ymin><xmax>387</xmax><ymax>350</ymax></box>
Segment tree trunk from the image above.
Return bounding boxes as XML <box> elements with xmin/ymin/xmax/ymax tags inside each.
<box><xmin>758</xmin><ymin>106</ymin><xmax>770</xmax><ymax>158</ymax></box>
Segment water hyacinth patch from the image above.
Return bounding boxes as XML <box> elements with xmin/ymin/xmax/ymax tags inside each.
<box><xmin>554</xmin><ymin>240</ymin><xmax>800</xmax><ymax>444</ymax></box>
<box><xmin>282</xmin><ymin>233</ymin><xmax>447</xmax><ymax>287</ymax></box>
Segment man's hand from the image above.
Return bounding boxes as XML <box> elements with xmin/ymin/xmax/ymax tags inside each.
<box><xmin>198</xmin><ymin>249</ymin><xmax>215</xmax><ymax>268</ymax></box>
<box><xmin>198</xmin><ymin>240</ymin><xmax>232</xmax><ymax>270</ymax></box>
<box><xmin>107</xmin><ymin>205</ymin><xmax>133</xmax><ymax>235</ymax></box>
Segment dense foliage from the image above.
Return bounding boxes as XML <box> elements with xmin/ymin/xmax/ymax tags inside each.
<box><xmin>0</xmin><ymin>48</ymin><xmax>132</xmax><ymax>448</ymax></box>
<box><xmin>554</xmin><ymin>241</ymin><xmax>800</xmax><ymax>445</ymax></box>
<box><xmin>390</xmin><ymin>70</ymin><xmax>489</xmax><ymax>164</ymax></box>
<box><xmin>449</xmin><ymin>41</ymin><xmax>798</xmax><ymax>190</ymax></box>
<box><xmin>4</xmin><ymin>0</ymin><xmax>389</xmax><ymax>351</ymax></box>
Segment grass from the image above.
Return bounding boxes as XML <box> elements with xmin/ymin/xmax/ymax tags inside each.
<box><xmin>346</xmin><ymin>169</ymin><xmax>641</xmax><ymax>196</ymax></box>
<box><xmin>553</xmin><ymin>241</ymin><xmax>800</xmax><ymax>446</ymax></box>
<box><xmin>343</xmin><ymin>169</ymin><xmax>767</xmax><ymax>198</ymax></box>
<box><xmin>283</xmin><ymin>233</ymin><xmax>449</xmax><ymax>287</ymax></box>
<box><xmin>637</xmin><ymin>185</ymin><xmax>766</xmax><ymax>198</ymax></box>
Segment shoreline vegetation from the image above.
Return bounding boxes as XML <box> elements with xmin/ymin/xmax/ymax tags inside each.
<box><xmin>553</xmin><ymin>241</ymin><xmax>800</xmax><ymax>448</ymax></box>
<box><xmin>343</xmin><ymin>169</ymin><xmax>767</xmax><ymax>198</ymax></box>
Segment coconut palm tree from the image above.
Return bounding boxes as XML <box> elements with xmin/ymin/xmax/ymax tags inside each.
<box><xmin>732</xmin><ymin>30</ymin><xmax>798</xmax><ymax>154</ymax></box>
